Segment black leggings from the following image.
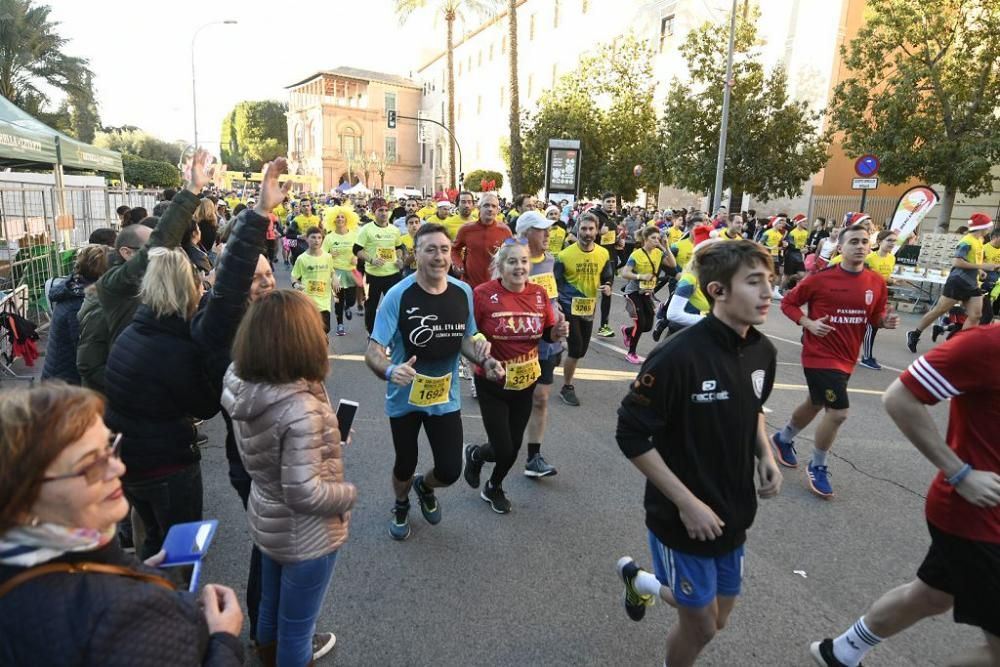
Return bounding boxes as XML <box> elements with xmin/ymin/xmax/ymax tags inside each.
<box><xmin>474</xmin><ymin>376</ymin><xmax>536</xmax><ymax>486</ymax></box>
<box><xmin>334</xmin><ymin>287</ymin><xmax>357</xmax><ymax>324</ymax></box>
<box><xmin>364</xmin><ymin>273</ymin><xmax>402</xmax><ymax>334</ymax></box>
<box><xmin>626</xmin><ymin>292</ymin><xmax>654</xmax><ymax>354</ymax></box>
<box><xmin>389</xmin><ymin>409</ymin><xmax>464</xmax><ymax>486</ymax></box>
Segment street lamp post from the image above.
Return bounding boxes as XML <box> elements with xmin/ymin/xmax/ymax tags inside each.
<box><xmin>711</xmin><ymin>0</ymin><xmax>738</xmax><ymax>214</ymax></box>
<box><xmin>191</xmin><ymin>20</ymin><xmax>237</xmax><ymax>148</ymax></box>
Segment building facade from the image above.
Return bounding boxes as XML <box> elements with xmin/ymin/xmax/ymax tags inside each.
<box><xmin>285</xmin><ymin>67</ymin><xmax>423</xmax><ymax>196</ymax></box>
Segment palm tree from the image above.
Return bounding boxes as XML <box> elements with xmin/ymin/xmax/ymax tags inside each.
<box><xmin>395</xmin><ymin>0</ymin><xmax>496</xmax><ymax>189</ymax></box>
<box><xmin>0</xmin><ymin>0</ymin><xmax>94</xmax><ymax>111</ymax></box>
<box><xmin>507</xmin><ymin>0</ymin><xmax>523</xmax><ymax>198</ymax></box>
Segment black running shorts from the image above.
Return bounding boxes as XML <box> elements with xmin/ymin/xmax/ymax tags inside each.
<box><xmin>803</xmin><ymin>368</ymin><xmax>851</xmax><ymax>410</ymax></box>
<box><xmin>942</xmin><ymin>275</ymin><xmax>982</xmax><ymax>301</ymax></box>
<box><xmin>538</xmin><ymin>353</ymin><xmax>562</xmax><ymax>386</ymax></box>
<box><xmin>917</xmin><ymin>522</ymin><xmax>1000</xmax><ymax>638</ymax></box>
<box><xmin>566</xmin><ymin>316</ymin><xmax>593</xmax><ymax>359</ymax></box>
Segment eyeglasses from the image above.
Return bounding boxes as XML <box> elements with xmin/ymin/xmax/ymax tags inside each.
<box><xmin>43</xmin><ymin>433</ymin><xmax>122</xmax><ymax>485</ymax></box>
<box><xmin>502</xmin><ymin>237</ymin><xmax>529</xmax><ymax>246</ymax></box>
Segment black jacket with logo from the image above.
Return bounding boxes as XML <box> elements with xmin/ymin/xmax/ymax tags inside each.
<box><xmin>616</xmin><ymin>314</ymin><xmax>776</xmax><ymax>556</ymax></box>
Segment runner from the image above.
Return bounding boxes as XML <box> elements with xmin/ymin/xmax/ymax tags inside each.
<box><xmin>442</xmin><ymin>191</ymin><xmax>477</xmax><ymax>241</ymax></box>
<box><xmin>596</xmin><ymin>194</ymin><xmax>620</xmax><ymax>337</ymax></box>
<box><xmin>666</xmin><ymin>212</ymin><xmax>686</xmax><ymax>246</ymax></box>
<box><xmin>651</xmin><ymin>241</ymin><xmax>713</xmax><ymax>342</ymax></box>
<box><xmin>614</xmin><ymin>240</ymin><xmax>781</xmax><ymax>667</ymax></box>
<box><xmin>545</xmin><ymin>205</ymin><xmax>568</xmax><ymax>255</ymax></box>
<box><xmin>810</xmin><ymin>324</ymin><xmax>1000</xmax><ymax>667</ymax></box>
<box><xmin>462</xmin><ymin>238</ymin><xmax>567</xmax><ymax>513</ymax></box>
<box><xmin>398</xmin><ymin>213</ymin><xmax>422</xmax><ymax>277</ymax></box>
<box><xmin>322</xmin><ymin>211</ymin><xmax>359</xmax><ymax>336</ymax></box>
<box><xmin>858</xmin><ymin>230</ymin><xmax>899</xmax><ymax>370</ymax></box>
<box><xmin>980</xmin><ymin>229</ymin><xmax>1000</xmax><ymax>324</ymax></box>
<box><xmin>452</xmin><ymin>192</ymin><xmax>513</xmax><ymax>287</ymax></box>
<box><xmin>621</xmin><ymin>226</ymin><xmax>674</xmax><ymax>363</ymax></box>
<box><xmin>906</xmin><ymin>213</ymin><xmax>995</xmax><ymax>351</ymax></box>
<box><xmin>353</xmin><ymin>198</ymin><xmax>404</xmax><ymax>334</ymax></box>
<box><xmin>393</xmin><ymin>196</ymin><xmax>420</xmax><ymax>233</ymax></box>
<box><xmin>515</xmin><ymin>211</ymin><xmax>564</xmax><ymax>478</ymax></box>
<box><xmin>554</xmin><ymin>211</ymin><xmax>613</xmax><ymax>407</ymax></box>
<box><xmin>761</xmin><ymin>216</ymin><xmax>787</xmax><ymax>298</ymax></box>
<box><xmin>717</xmin><ymin>214</ymin><xmax>745</xmax><ymax>241</ymax></box>
<box><xmin>771</xmin><ymin>224</ymin><xmax>899</xmax><ymax>498</ymax></box>
<box><xmin>780</xmin><ymin>214</ymin><xmax>810</xmax><ymax>292</ymax></box>
<box><xmin>364</xmin><ymin>223</ymin><xmax>503</xmax><ymax>540</ymax></box>
<box><xmin>291</xmin><ymin>227</ymin><xmax>336</xmax><ymax>334</ymax></box>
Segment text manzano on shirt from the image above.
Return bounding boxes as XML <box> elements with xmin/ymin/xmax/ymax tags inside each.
<box><xmin>780</xmin><ymin>265</ymin><xmax>887</xmax><ymax>374</ymax></box>
<box><xmin>899</xmin><ymin>324</ymin><xmax>1000</xmax><ymax>544</ymax></box>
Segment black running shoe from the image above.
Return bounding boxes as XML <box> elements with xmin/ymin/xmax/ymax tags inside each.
<box><xmin>809</xmin><ymin>638</ymin><xmax>858</xmax><ymax>666</ymax></box>
<box><xmin>412</xmin><ymin>474</ymin><xmax>442</xmax><ymax>524</ymax></box>
<box><xmin>931</xmin><ymin>324</ymin><xmax>942</xmax><ymax>342</ymax></box>
<box><xmin>906</xmin><ymin>329</ymin><xmax>920</xmax><ymax>353</ymax></box>
<box><xmin>651</xmin><ymin>320</ymin><xmax>666</xmax><ymax>342</ymax></box>
<box><xmin>615</xmin><ymin>556</ymin><xmax>655</xmax><ymax>621</ymax></box>
<box><xmin>480</xmin><ymin>481</ymin><xmax>511</xmax><ymax>514</ymax></box>
<box><xmin>463</xmin><ymin>444</ymin><xmax>483</xmax><ymax>488</ymax></box>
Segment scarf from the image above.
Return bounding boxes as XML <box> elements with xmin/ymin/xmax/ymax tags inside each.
<box><xmin>0</xmin><ymin>523</ymin><xmax>114</xmax><ymax>567</ymax></box>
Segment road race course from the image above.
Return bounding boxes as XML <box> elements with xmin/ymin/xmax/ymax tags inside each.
<box><xmin>195</xmin><ymin>264</ymin><xmax>974</xmax><ymax>666</ymax></box>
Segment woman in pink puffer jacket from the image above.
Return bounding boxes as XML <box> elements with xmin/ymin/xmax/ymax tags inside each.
<box><xmin>222</xmin><ymin>289</ymin><xmax>355</xmax><ymax>667</ymax></box>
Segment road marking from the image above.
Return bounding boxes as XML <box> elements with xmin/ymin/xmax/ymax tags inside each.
<box><xmin>760</xmin><ymin>329</ymin><xmax>906</xmax><ymax>374</ymax></box>
<box><xmin>773</xmin><ymin>382</ymin><xmax>885</xmax><ymax>397</ymax></box>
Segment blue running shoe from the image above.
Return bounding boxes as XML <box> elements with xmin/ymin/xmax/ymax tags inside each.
<box><xmin>859</xmin><ymin>357</ymin><xmax>881</xmax><ymax>370</ymax></box>
<box><xmin>412</xmin><ymin>474</ymin><xmax>442</xmax><ymax>525</ymax></box>
<box><xmin>772</xmin><ymin>432</ymin><xmax>798</xmax><ymax>468</ymax></box>
<box><xmin>807</xmin><ymin>463</ymin><xmax>834</xmax><ymax>498</ymax></box>
<box><xmin>388</xmin><ymin>500</ymin><xmax>411</xmax><ymax>541</ymax></box>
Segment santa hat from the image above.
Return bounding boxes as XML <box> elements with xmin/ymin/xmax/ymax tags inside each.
<box><xmin>845</xmin><ymin>212</ymin><xmax>871</xmax><ymax>227</ymax></box>
<box><xmin>791</xmin><ymin>214</ymin><xmax>808</xmax><ymax>225</ymax></box>
<box><xmin>968</xmin><ymin>212</ymin><xmax>993</xmax><ymax>232</ymax></box>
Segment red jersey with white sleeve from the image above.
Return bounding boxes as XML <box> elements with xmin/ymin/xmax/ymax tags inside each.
<box><xmin>899</xmin><ymin>324</ymin><xmax>1000</xmax><ymax>544</ymax></box>
<box><xmin>473</xmin><ymin>279</ymin><xmax>556</xmax><ymax>380</ymax></box>
<box><xmin>780</xmin><ymin>265</ymin><xmax>888</xmax><ymax>374</ymax></box>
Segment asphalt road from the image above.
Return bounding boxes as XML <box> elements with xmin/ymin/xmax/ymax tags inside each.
<box><xmin>27</xmin><ymin>262</ymin><xmax>976</xmax><ymax>666</ymax></box>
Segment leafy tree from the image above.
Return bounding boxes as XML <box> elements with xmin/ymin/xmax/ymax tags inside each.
<box><xmin>831</xmin><ymin>0</ymin><xmax>1000</xmax><ymax>230</ymax></box>
<box><xmin>464</xmin><ymin>168</ymin><xmax>504</xmax><ymax>191</ymax></box>
<box><xmin>94</xmin><ymin>129</ymin><xmax>185</xmax><ymax>164</ymax></box>
<box><xmin>511</xmin><ymin>35</ymin><xmax>658</xmax><ymax>201</ymax></box>
<box><xmin>122</xmin><ymin>154</ymin><xmax>181</xmax><ymax>188</ymax></box>
<box><xmin>653</xmin><ymin>9</ymin><xmax>829</xmax><ymax>203</ymax></box>
<box><xmin>395</xmin><ymin>0</ymin><xmax>498</xmax><ymax>189</ymax></box>
<box><xmin>219</xmin><ymin>100</ymin><xmax>288</xmax><ymax>171</ymax></box>
<box><xmin>0</xmin><ymin>0</ymin><xmax>99</xmax><ymax>137</ymax></box>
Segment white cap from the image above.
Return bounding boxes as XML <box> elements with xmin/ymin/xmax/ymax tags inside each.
<box><xmin>515</xmin><ymin>210</ymin><xmax>554</xmax><ymax>235</ymax></box>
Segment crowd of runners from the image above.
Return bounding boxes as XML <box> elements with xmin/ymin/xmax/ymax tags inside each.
<box><xmin>0</xmin><ymin>151</ymin><xmax>997</xmax><ymax>667</ymax></box>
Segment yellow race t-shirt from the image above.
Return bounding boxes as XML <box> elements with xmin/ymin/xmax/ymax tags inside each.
<box><xmin>547</xmin><ymin>224</ymin><xmax>568</xmax><ymax>254</ymax></box>
<box><xmin>762</xmin><ymin>229</ymin><xmax>784</xmax><ymax>256</ymax></box>
<box><xmin>671</xmin><ymin>238</ymin><xmax>695</xmax><ymax>270</ymax></box>
<box><xmin>293</xmin><ymin>214</ymin><xmax>321</xmax><ymax>233</ymax></box>
<box><xmin>789</xmin><ymin>227</ymin><xmax>809</xmax><ymax>250</ymax></box>
<box><xmin>321</xmin><ymin>229</ymin><xmax>358</xmax><ymax>271</ymax></box>
<box><xmin>442</xmin><ymin>214</ymin><xmax>475</xmax><ymax>240</ymax></box>
<box><xmin>291</xmin><ymin>252</ymin><xmax>335</xmax><ymax>312</ymax></box>
<box><xmin>356</xmin><ymin>223</ymin><xmax>402</xmax><ymax>277</ymax></box>
<box><xmin>625</xmin><ymin>247</ymin><xmax>663</xmax><ymax>293</ymax></box>
<box><xmin>864</xmin><ymin>251</ymin><xmax>896</xmax><ymax>281</ymax></box>
<box><xmin>667</xmin><ymin>226</ymin><xmax>685</xmax><ymax>245</ymax></box>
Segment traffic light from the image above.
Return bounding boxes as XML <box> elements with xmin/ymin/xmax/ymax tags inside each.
<box><xmin>387</xmin><ymin>110</ymin><xmax>397</xmax><ymax>129</ymax></box>
<box><xmin>458</xmin><ymin>172</ymin><xmax>465</xmax><ymax>184</ymax></box>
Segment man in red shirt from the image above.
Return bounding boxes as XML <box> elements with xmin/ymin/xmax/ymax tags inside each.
<box><xmin>810</xmin><ymin>324</ymin><xmax>1000</xmax><ymax>667</ymax></box>
<box><xmin>452</xmin><ymin>192</ymin><xmax>513</xmax><ymax>288</ymax></box>
<box><xmin>772</xmin><ymin>224</ymin><xmax>899</xmax><ymax>497</ymax></box>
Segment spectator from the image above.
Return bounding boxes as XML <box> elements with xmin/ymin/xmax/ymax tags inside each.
<box><xmin>115</xmin><ymin>205</ymin><xmax>131</xmax><ymax>227</ymax></box>
<box><xmin>42</xmin><ymin>246</ymin><xmax>109</xmax><ymax>385</ymax></box>
<box><xmin>0</xmin><ymin>383</ymin><xmax>244</xmax><ymax>666</ymax></box>
<box><xmin>223</xmin><ymin>289</ymin><xmax>353</xmax><ymax>665</ymax></box>
<box><xmin>182</xmin><ymin>221</ymin><xmax>213</xmax><ymax>277</ymax></box>
<box><xmin>88</xmin><ymin>228</ymin><xmax>118</xmax><ymax>247</ymax></box>
<box><xmin>126</xmin><ymin>207</ymin><xmax>148</xmax><ymax>226</ymax></box>
<box><xmin>153</xmin><ymin>188</ymin><xmax>177</xmax><ymax>217</ymax></box>
<box><xmin>194</xmin><ymin>198</ymin><xmax>219</xmax><ymax>258</ymax></box>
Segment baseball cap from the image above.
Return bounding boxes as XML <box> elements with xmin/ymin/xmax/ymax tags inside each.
<box><xmin>515</xmin><ymin>210</ymin><xmax>554</xmax><ymax>235</ymax></box>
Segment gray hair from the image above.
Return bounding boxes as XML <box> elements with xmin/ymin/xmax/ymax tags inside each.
<box><xmin>478</xmin><ymin>192</ymin><xmax>500</xmax><ymax>207</ymax></box>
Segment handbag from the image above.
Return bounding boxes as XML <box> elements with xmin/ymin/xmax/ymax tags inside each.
<box><xmin>0</xmin><ymin>561</ymin><xmax>175</xmax><ymax>598</ymax></box>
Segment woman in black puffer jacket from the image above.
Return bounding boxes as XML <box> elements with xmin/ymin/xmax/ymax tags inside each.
<box><xmin>42</xmin><ymin>245</ymin><xmax>109</xmax><ymax>384</ymax></box>
<box><xmin>103</xmin><ymin>247</ymin><xmax>218</xmax><ymax>559</ymax></box>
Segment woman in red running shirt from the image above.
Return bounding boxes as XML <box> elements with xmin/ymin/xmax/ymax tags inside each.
<box><xmin>462</xmin><ymin>239</ymin><xmax>568</xmax><ymax>513</ymax></box>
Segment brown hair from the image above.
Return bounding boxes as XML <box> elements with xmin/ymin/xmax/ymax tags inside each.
<box><xmin>0</xmin><ymin>383</ymin><xmax>104</xmax><ymax>532</ymax></box>
<box><xmin>232</xmin><ymin>289</ymin><xmax>329</xmax><ymax>384</ymax></box>
<box><xmin>74</xmin><ymin>244</ymin><xmax>109</xmax><ymax>281</ymax></box>
<box><xmin>693</xmin><ymin>239</ymin><xmax>774</xmax><ymax>306</ymax></box>
<box><xmin>193</xmin><ymin>198</ymin><xmax>217</xmax><ymax>224</ymax></box>
<box><xmin>638</xmin><ymin>225</ymin><xmax>660</xmax><ymax>242</ymax></box>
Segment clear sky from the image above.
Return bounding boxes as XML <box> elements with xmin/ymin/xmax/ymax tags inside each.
<box><xmin>47</xmin><ymin>0</ymin><xmax>433</xmax><ymax>151</ymax></box>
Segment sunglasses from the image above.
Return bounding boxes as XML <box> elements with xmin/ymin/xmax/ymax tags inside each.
<box><xmin>43</xmin><ymin>433</ymin><xmax>123</xmax><ymax>485</ymax></box>
<box><xmin>502</xmin><ymin>237</ymin><xmax>529</xmax><ymax>246</ymax></box>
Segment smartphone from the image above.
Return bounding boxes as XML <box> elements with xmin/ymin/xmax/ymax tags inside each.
<box><xmin>159</xmin><ymin>520</ymin><xmax>218</xmax><ymax>592</ymax></box>
<box><xmin>336</xmin><ymin>399</ymin><xmax>358</xmax><ymax>445</ymax></box>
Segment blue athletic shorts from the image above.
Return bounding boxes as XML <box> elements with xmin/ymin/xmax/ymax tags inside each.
<box><xmin>648</xmin><ymin>530</ymin><xmax>745</xmax><ymax>608</ymax></box>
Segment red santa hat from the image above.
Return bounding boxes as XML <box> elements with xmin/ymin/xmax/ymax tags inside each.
<box><xmin>968</xmin><ymin>212</ymin><xmax>993</xmax><ymax>232</ymax></box>
<box><xmin>791</xmin><ymin>213</ymin><xmax>808</xmax><ymax>225</ymax></box>
<box><xmin>692</xmin><ymin>223</ymin><xmax>714</xmax><ymax>247</ymax></box>
<box><xmin>845</xmin><ymin>212</ymin><xmax>871</xmax><ymax>227</ymax></box>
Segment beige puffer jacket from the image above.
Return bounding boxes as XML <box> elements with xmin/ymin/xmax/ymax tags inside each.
<box><xmin>221</xmin><ymin>365</ymin><xmax>356</xmax><ymax>563</ymax></box>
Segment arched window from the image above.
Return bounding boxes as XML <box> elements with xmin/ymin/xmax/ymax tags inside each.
<box><xmin>338</xmin><ymin>125</ymin><xmax>361</xmax><ymax>158</ymax></box>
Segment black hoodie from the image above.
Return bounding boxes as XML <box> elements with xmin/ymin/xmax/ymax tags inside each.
<box><xmin>616</xmin><ymin>314</ymin><xmax>776</xmax><ymax>556</ymax></box>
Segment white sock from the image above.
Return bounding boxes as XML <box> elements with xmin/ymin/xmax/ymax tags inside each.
<box><xmin>634</xmin><ymin>570</ymin><xmax>662</xmax><ymax>597</ymax></box>
<box><xmin>832</xmin><ymin>616</ymin><xmax>882</xmax><ymax>666</ymax></box>
<box><xmin>812</xmin><ymin>448</ymin><xmax>828</xmax><ymax>467</ymax></box>
<box><xmin>779</xmin><ymin>423</ymin><xmax>801</xmax><ymax>442</ymax></box>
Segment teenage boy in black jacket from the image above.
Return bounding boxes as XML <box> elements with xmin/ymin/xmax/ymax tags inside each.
<box><xmin>614</xmin><ymin>239</ymin><xmax>783</xmax><ymax>667</ymax></box>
